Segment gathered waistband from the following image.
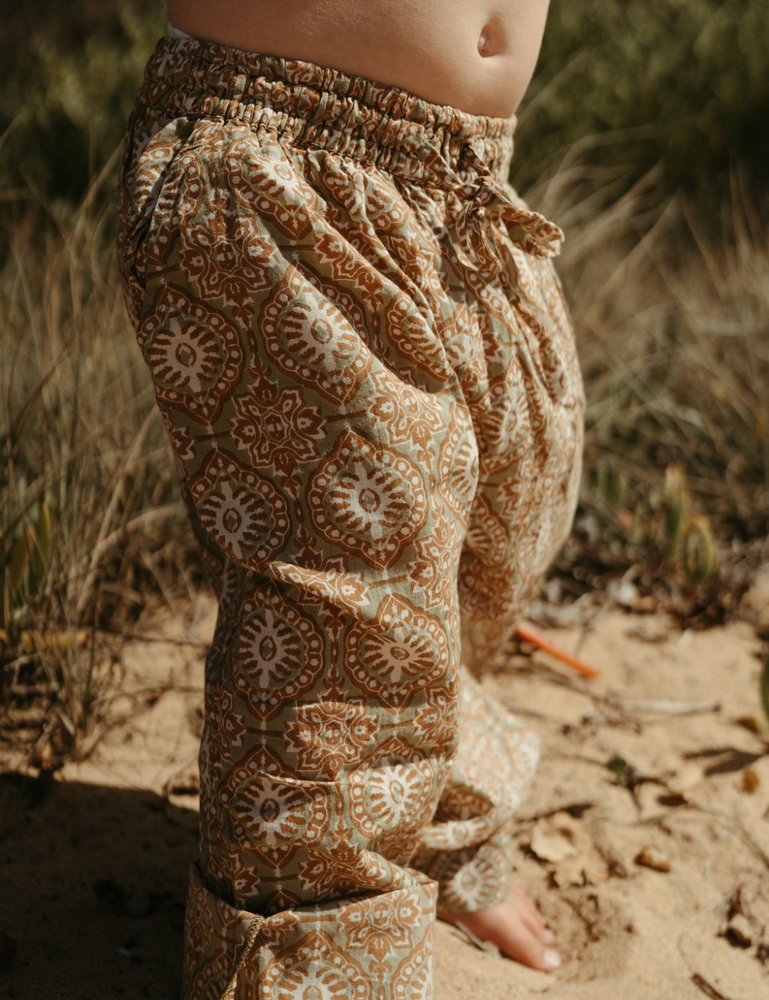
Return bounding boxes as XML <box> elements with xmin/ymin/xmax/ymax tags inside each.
<box><xmin>135</xmin><ymin>35</ymin><xmax>517</xmax><ymax>187</ymax></box>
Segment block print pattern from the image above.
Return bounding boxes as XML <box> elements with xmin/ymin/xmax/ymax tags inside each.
<box><xmin>117</xmin><ymin>35</ymin><xmax>584</xmax><ymax>1000</ymax></box>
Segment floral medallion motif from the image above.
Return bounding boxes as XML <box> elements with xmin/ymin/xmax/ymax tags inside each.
<box><xmin>339</xmin><ymin>890</ymin><xmax>421</xmax><ymax>961</ymax></box>
<box><xmin>178</xmin><ymin>216</ymin><xmax>277</xmax><ymax>318</ymax></box>
<box><xmin>223</xmin><ymin>133</ymin><xmax>321</xmax><ymax>240</ymax></box>
<box><xmin>344</xmin><ymin>595</ymin><xmax>450</xmax><ymax>708</ymax></box>
<box><xmin>230</xmin><ymin>370</ymin><xmax>324</xmax><ymax>474</ymax></box>
<box><xmin>434</xmin><ymin>841</ymin><xmax>509</xmax><ymax>912</ymax></box>
<box><xmin>138</xmin><ymin>285</ymin><xmax>243</xmax><ymax>423</ymax></box>
<box><xmin>259</xmin><ymin>267</ymin><xmax>372</xmax><ymax>403</ymax></box>
<box><xmin>412</xmin><ymin>686</ymin><xmax>459</xmax><ymax>752</ymax></box>
<box><xmin>391</xmin><ymin>929</ymin><xmax>433</xmax><ymax>1000</ymax></box>
<box><xmin>284</xmin><ymin>701</ymin><xmax>379</xmax><ymax>779</ymax></box>
<box><xmin>349</xmin><ymin>758</ymin><xmax>438</xmax><ymax>840</ymax></box>
<box><xmin>313</xmin><ymin>229</ymin><xmax>386</xmax><ymax>310</ymax></box>
<box><xmin>463</xmin><ymin>495</ymin><xmax>509</xmax><ymax>568</ymax></box>
<box><xmin>189</xmin><ymin>451</ymin><xmax>290</xmax><ymax>566</ymax></box>
<box><xmin>220</xmin><ymin>770</ymin><xmax>330</xmax><ymax>847</ymax></box>
<box><xmin>470</xmin><ymin>364</ymin><xmax>537</xmax><ymax>476</ymax></box>
<box><xmin>298</xmin><ymin>843</ymin><xmax>393</xmax><ymax>901</ymax></box>
<box><xmin>436</xmin><ymin>409</ymin><xmax>479</xmax><ymax>527</ymax></box>
<box><xmin>382</xmin><ymin>291</ymin><xmax>451</xmax><ymax>383</ymax></box>
<box><xmin>367</xmin><ymin>367</ymin><xmax>445</xmax><ymax>459</ymax></box>
<box><xmin>233</xmin><ymin>584</ymin><xmax>325</xmax><ymax>719</ymax></box>
<box><xmin>408</xmin><ymin>518</ymin><xmax>462</xmax><ymax>609</ymax></box>
<box><xmin>260</xmin><ymin>931</ymin><xmax>370</xmax><ymax>1000</ymax></box>
<box><xmin>308</xmin><ymin>429</ymin><xmax>428</xmax><ymax>570</ymax></box>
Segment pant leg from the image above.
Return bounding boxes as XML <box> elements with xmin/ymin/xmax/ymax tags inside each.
<box><xmin>412</xmin><ymin>203</ymin><xmax>585</xmax><ymax>912</ymax></box>
<box><xmin>118</xmin><ymin>105</ymin><xmax>470</xmax><ymax>1000</ymax></box>
<box><xmin>117</xmin><ymin>37</ymin><xmax>582</xmax><ymax>996</ymax></box>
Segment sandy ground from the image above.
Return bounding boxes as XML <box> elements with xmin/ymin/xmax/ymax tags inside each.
<box><xmin>2</xmin><ymin>596</ymin><xmax>769</xmax><ymax>1000</ymax></box>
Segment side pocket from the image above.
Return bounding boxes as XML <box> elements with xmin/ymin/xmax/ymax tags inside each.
<box><xmin>116</xmin><ymin>110</ymin><xmax>199</xmax><ymax>302</ymax></box>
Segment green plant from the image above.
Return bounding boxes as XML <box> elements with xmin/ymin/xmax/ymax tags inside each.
<box><xmin>518</xmin><ymin>0</ymin><xmax>769</xmax><ymax>208</ymax></box>
<box><xmin>0</xmin><ymin>2</ymin><xmax>165</xmax><ymax>209</ymax></box>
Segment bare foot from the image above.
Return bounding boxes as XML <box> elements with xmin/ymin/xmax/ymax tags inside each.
<box><xmin>437</xmin><ymin>886</ymin><xmax>560</xmax><ymax>972</ymax></box>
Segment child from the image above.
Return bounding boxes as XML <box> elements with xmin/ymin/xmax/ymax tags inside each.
<box><xmin>117</xmin><ymin>3</ymin><xmax>584</xmax><ymax>996</ymax></box>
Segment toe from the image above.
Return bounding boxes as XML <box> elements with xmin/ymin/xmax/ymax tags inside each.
<box><xmin>502</xmin><ymin>918</ymin><xmax>561</xmax><ymax>973</ymax></box>
<box><xmin>510</xmin><ymin>886</ymin><xmax>553</xmax><ymax>939</ymax></box>
<box><xmin>511</xmin><ymin>885</ymin><xmax>547</xmax><ymax>924</ymax></box>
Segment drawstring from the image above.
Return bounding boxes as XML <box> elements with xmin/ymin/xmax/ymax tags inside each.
<box><xmin>216</xmin><ymin>912</ymin><xmax>265</xmax><ymax>1000</ymax></box>
<box><xmin>413</xmin><ymin>137</ymin><xmax>564</xmax><ymax>282</ymax></box>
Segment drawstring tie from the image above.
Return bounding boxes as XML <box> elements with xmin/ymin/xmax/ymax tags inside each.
<box><xmin>414</xmin><ymin>137</ymin><xmax>564</xmax><ymax>281</ymax></box>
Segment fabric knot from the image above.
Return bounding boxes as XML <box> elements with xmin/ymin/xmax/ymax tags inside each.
<box><xmin>412</xmin><ymin>136</ymin><xmax>564</xmax><ymax>282</ymax></box>
<box><xmin>455</xmin><ymin>173</ymin><xmax>564</xmax><ymax>281</ymax></box>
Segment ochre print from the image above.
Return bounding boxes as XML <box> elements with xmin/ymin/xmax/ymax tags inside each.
<box><xmin>117</xmin><ymin>35</ymin><xmax>584</xmax><ymax>1000</ymax></box>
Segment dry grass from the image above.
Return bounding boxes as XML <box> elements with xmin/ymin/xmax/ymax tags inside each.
<box><xmin>527</xmin><ymin>143</ymin><xmax>769</xmax><ymax>537</ymax></box>
<box><xmin>0</xmin><ymin>159</ymin><xmax>188</xmax><ymax>759</ymax></box>
<box><xmin>1</xmin><ymin>138</ymin><xmax>767</xmax><ymax>761</ymax></box>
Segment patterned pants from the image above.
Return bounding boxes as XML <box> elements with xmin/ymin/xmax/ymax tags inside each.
<box><xmin>117</xmin><ymin>36</ymin><xmax>584</xmax><ymax>1000</ymax></box>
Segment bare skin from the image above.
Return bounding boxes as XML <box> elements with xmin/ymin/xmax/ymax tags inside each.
<box><xmin>167</xmin><ymin>0</ymin><xmax>552</xmax><ymax>117</ymax></box>
<box><xmin>438</xmin><ymin>886</ymin><xmax>560</xmax><ymax>972</ymax></box>
<box><xmin>166</xmin><ymin>0</ymin><xmax>560</xmax><ymax>972</ymax></box>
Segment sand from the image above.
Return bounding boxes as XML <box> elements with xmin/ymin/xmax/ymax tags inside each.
<box><xmin>2</xmin><ymin>597</ymin><xmax>768</xmax><ymax>999</ymax></box>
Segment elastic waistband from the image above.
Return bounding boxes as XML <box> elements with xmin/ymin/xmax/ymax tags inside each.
<box><xmin>136</xmin><ymin>36</ymin><xmax>517</xmax><ymax>186</ymax></box>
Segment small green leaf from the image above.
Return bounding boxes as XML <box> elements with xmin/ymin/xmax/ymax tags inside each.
<box><xmin>36</xmin><ymin>501</ymin><xmax>52</xmax><ymax>563</ymax></box>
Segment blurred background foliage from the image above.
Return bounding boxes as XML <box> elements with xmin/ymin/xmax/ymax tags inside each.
<box><xmin>0</xmin><ymin>0</ymin><xmax>164</xmax><ymax>212</ymax></box>
<box><xmin>522</xmin><ymin>0</ymin><xmax>769</xmax><ymax>207</ymax></box>
<box><xmin>1</xmin><ymin>0</ymin><xmax>767</xmax><ymax>217</ymax></box>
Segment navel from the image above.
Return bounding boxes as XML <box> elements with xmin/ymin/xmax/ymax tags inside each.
<box><xmin>477</xmin><ymin>17</ymin><xmax>504</xmax><ymax>57</ymax></box>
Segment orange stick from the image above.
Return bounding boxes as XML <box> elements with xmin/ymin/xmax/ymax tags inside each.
<box><xmin>514</xmin><ymin>621</ymin><xmax>601</xmax><ymax>679</ymax></box>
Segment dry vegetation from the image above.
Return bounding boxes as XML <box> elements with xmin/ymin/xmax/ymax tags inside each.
<box><xmin>0</xmin><ymin>162</ymin><xmax>195</xmax><ymax>761</ymax></box>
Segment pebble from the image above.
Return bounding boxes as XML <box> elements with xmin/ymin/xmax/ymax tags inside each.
<box><xmin>634</xmin><ymin>847</ymin><xmax>671</xmax><ymax>873</ymax></box>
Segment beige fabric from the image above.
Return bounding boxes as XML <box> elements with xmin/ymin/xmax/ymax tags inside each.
<box><xmin>117</xmin><ymin>35</ymin><xmax>584</xmax><ymax>999</ymax></box>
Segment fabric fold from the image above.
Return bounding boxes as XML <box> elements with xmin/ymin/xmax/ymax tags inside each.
<box><xmin>183</xmin><ymin>862</ymin><xmax>437</xmax><ymax>1000</ymax></box>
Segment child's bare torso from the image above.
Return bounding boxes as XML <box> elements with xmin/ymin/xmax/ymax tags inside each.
<box><xmin>167</xmin><ymin>0</ymin><xmax>551</xmax><ymax>117</ymax></box>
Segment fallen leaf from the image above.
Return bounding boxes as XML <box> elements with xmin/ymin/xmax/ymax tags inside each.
<box><xmin>530</xmin><ymin>815</ymin><xmax>578</xmax><ymax>863</ymax></box>
<box><xmin>734</xmin><ymin>715</ymin><xmax>762</xmax><ymax>734</ymax></box>
<box><xmin>724</xmin><ymin>913</ymin><xmax>753</xmax><ymax>948</ymax></box>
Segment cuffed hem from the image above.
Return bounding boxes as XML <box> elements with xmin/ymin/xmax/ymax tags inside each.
<box><xmin>182</xmin><ymin>863</ymin><xmax>437</xmax><ymax>1000</ymax></box>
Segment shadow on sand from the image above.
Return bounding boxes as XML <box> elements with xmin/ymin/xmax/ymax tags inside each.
<box><xmin>0</xmin><ymin>771</ymin><xmax>197</xmax><ymax>999</ymax></box>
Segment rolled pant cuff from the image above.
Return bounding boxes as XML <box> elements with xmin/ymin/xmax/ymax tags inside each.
<box><xmin>182</xmin><ymin>863</ymin><xmax>438</xmax><ymax>1000</ymax></box>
